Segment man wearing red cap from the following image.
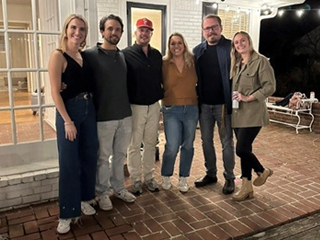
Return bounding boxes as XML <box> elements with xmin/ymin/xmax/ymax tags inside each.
<box><xmin>122</xmin><ymin>18</ymin><xmax>163</xmax><ymax>194</ymax></box>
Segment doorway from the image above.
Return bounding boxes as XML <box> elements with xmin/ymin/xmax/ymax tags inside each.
<box><xmin>127</xmin><ymin>2</ymin><xmax>166</xmax><ymax>54</ymax></box>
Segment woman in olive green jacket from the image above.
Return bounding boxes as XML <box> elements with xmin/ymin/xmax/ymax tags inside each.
<box><xmin>230</xmin><ymin>31</ymin><xmax>276</xmax><ymax>201</ymax></box>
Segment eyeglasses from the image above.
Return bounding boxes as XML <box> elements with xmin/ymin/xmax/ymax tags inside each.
<box><xmin>202</xmin><ymin>25</ymin><xmax>220</xmax><ymax>32</ymax></box>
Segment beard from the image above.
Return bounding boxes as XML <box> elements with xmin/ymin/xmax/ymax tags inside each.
<box><xmin>207</xmin><ymin>34</ymin><xmax>221</xmax><ymax>45</ymax></box>
<box><xmin>105</xmin><ymin>35</ymin><xmax>120</xmax><ymax>45</ymax></box>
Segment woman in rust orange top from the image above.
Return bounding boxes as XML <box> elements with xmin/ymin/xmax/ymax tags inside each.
<box><xmin>161</xmin><ymin>32</ymin><xmax>198</xmax><ymax>193</ymax></box>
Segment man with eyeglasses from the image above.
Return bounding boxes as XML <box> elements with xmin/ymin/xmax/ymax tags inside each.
<box><xmin>193</xmin><ymin>14</ymin><xmax>235</xmax><ymax>195</ymax></box>
<box><xmin>122</xmin><ymin>18</ymin><xmax>163</xmax><ymax>195</ymax></box>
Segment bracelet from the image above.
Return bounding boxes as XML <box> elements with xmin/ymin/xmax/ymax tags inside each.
<box><xmin>64</xmin><ymin>121</ymin><xmax>74</xmax><ymax>125</ymax></box>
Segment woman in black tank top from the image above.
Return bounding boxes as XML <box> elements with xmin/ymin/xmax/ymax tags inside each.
<box><xmin>48</xmin><ymin>14</ymin><xmax>98</xmax><ymax>235</ymax></box>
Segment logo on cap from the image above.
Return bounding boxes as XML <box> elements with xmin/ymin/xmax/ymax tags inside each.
<box><xmin>136</xmin><ymin>18</ymin><xmax>153</xmax><ymax>31</ymax></box>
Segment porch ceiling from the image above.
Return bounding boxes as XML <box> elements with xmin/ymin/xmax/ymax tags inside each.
<box><xmin>218</xmin><ymin>0</ymin><xmax>306</xmax><ymax>9</ymax></box>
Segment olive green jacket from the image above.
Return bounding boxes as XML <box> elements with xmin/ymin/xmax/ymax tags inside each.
<box><xmin>232</xmin><ymin>52</ymin><xmax>276</xmax><ymax>128</ymax></box>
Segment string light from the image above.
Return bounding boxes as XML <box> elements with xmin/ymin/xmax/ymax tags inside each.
<box><xmin>276</xmin><ymin>8</ymin><xmax>320</xmax><ymax>18</ymax></box>
<box><xmin>201</xmin><ymin>1</ymin><xmax>318</xmax><ymax>19</ymax></box>
<box><xmin>296</xmin><ymin>9</ymin><xmax>304</xmax><ymax>17</ymax></box>
<box><xmin>278</xmin><ymin>10</ymin><xmax>284</xmax><ymax>16</ymax></box>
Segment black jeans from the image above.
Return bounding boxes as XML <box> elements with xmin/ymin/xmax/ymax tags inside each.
<box><xmin>234</xmin><ymin>127</ymin><xmax>264</xmax><ymax>180</ymax></box>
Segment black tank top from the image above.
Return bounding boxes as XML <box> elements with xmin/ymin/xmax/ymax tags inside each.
<box><xmin>60</xmin><ymin>52</ymin><xmax>93</xmax><ymax>101</ymax></box>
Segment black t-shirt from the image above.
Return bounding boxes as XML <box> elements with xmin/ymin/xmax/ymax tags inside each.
<box><xmin>198</xmin><ymin>45</ymin><xmax>225</xmax><ymax>105</ymax></box>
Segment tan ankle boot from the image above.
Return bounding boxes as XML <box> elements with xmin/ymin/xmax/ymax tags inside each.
<box><xmin>232</xmin><ymin>178</ymin><xmax>254</xmax><ymax>201</ymax></box>
<box><xmin>253</xmin><ymin>168</ymin><xmax>273</xmax><ymax>186</ymax></box>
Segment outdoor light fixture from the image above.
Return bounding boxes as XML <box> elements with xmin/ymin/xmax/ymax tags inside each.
<box><xmin>278</xmin><ymin>10</ymin><xmax>284</xmax><ymax>16</ymax></box>
<box><xmin>261</xmin><ymin>3</ymin><xmax>272</xmax><ymax>16</ymax></box>
<box><xmin>212</xmin><ymin>2</ymin><xmax>218</xmax><ymax>9</ymax></box>
<box><xmin>261</xmin><ymin>3</ymin><xmax>269</xmax><ymax>10</ymax></box>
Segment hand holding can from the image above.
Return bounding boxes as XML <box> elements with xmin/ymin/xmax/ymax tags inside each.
<box><xmin>310</xmin><ymin>91</ymin><xmax>315</xmax><ymax>100</ymax></box>
<box><xmin>232</xmin><ymin>91</ymin><xmax>239</xmax><ymax>109</ymax></box>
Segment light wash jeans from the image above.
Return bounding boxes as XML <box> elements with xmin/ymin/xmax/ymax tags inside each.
<box><xmin>161</xmin><ymin>105</ymin><xmax>199</xmax><ymax>177</ymax></box>
<box><xmin>96</xmin><ymin>116</ymin><xmax>132</xmax><ymax>195</ymax></box>
<box><xmin>199</xmin><ymin>104</ymin><xmax>235</xmax><ymax>180</ymax></box>
<box><xmin>127</xmin><ymin>102</ymin><xmax>160</xmax><ymax>183</ymax></box>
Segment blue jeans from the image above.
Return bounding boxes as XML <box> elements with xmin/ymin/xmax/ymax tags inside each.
<box><xmin>56</xmin><ymin>95</ymin><xmax>98</xmax><ymax>219</ymax></box>
<box><xmin>161</xmin><ymin>105</ymin><xmax>199</xmax><ymax>177</ymax></box>
<box><xmin>199</xmin><ymin>104</ymin><xmax>235</xmax><ymax>180</ymax></box>
<box><xmin>96</xmin><ymin>116</ymin><xmax>132</xmax><ymax>195</ymax></box>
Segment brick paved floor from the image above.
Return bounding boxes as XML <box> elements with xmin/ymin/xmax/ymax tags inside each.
<box><xmin>0</xmin><ymin>124</ymin><xmax>320</xmax><ymax>240</ymax></box>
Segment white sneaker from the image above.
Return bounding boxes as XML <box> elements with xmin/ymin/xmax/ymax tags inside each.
<box><xmin>57</xmin><ymin>218</ymin><xmax>71</xmax><ymax>234</ymax></box>
<box><xmin>161</xmin><ymin>176</ymin><xmax>171</xmax><ymax>190</ymax></box>
<box><xmin>99</xmin><ymin>194</ymin><xmax>113</xmax><ymax>211</ymax></box>
<box><xmin>114</xmin><ymin>189</ymin><xmax>136</xmax><ymax>203</ymax></box>
<box><xmin>81</xmin><ymin>201</ymin><xmax>96</xmax><ymax>215</ymax></box>
<box><xmin>179</xmin><ymin>177</ymin><xmax>189</xmax><ymax>193</ymax></box>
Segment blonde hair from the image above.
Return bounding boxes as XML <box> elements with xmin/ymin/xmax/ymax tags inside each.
<box><xmin>163</xmin><ymin>32</ymin><xmax>195</xmax><ymax>68</ymax></box>
<box><xmin>58</xmin><ymin>14</ymin><xmax>88</xmax><ymax>52</ymax></box>
<box><xmin>230</xmin><ymin>31</ymin><xmax>256</xmax><ymax>78</ymax></box>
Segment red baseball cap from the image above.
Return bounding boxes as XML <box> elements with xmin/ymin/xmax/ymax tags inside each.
<box><xmin>136</xmin><ymin>18</ymin><xmax>153</xmax><ymax>31</ymax></box>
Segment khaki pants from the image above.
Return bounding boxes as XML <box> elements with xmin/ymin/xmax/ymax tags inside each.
<box><xmin>127</xmin><ymin>102</ymin><xmax>160</xmax><ymax>183</ymax></box>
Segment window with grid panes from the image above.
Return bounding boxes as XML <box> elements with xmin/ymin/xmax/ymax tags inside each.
<box><xmin>218</xmin><ymin>9</ymin><xmax>250</xmax><ymax>39</ymax></box>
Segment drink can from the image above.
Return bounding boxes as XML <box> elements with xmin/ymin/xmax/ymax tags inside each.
<box><xmin>232</xmin><ymin>91</ymin><xmax>239</xmax><ymax>109</ymax></box>
<box><xmin>310</xmin><ymin>91</ymin><xmax>315</xmax><ymax>99</ymax></box>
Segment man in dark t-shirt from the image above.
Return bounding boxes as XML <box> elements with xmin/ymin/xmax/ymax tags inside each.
<box><xmin>193</xmin><ymin>14</ymin><xmax>235</xmax><ymax>195</ymax></box>
<box><xmin>84</xmin><ymin>14</ymin><xmax>136</xmax><ymax>212</ymax></box>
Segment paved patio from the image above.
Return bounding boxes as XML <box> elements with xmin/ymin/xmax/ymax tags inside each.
<box><xmin>0</xmin><ymin>123</ymin><xmax>320</xmax><ymax>240</ymax></box>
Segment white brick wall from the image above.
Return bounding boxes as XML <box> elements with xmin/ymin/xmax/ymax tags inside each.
<box><xmin>170</xmin><ymin>0</ymin><xmax>202</xmax><ymax>49</ymax></box>
<box><xmin>0</xmin><ymin>168</ymin><xmax>59</xmax><ymax>211</ymax></box>
<box><xmin>97</xmin><ymin>0</ymin><xmax>120</xmax><ymax>18</ymax></box>
<box><xmin>96</xmin><ymin>0</ymin><xmax>203</xmax><ymax>50</ymax></box>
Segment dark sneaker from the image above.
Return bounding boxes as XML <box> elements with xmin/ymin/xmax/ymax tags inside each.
<box><xmin>145</xmin><ymin>178</ymin><xmax>159</xmax><ymax>192</ymax></box>
<box><xmin>132</xmin><ymin>181</ymin><xmax>143</xmax><ymax>194</ymax></box>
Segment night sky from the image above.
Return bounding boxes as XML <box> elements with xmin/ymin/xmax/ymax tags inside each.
<box><xmin>259</xmin><ymin>0</ymin><xmax>320</xmax><ymax>95</ymax></box>
<box><xmin>260</xmin><ymin>0</ymin><xmax>320</xmax><ymax>57</ymax></box>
